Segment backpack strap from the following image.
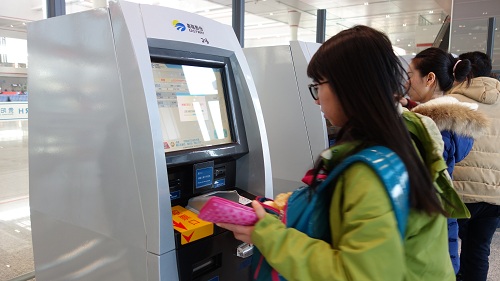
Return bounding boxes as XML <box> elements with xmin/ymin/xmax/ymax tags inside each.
<box><xmin>318</xmin><ymin>146</ymin><xmax>410</xmax><ymax>239</ymax></box>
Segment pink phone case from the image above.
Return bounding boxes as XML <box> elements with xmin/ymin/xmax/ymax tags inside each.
<box><xmin>199</xmin><ymin>196</ymin><xmax>258</xmax><ymax>226</ymax></box>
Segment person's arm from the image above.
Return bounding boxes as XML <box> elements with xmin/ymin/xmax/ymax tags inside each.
<box><xmin>441</xmin><ymin>131</ymin><xmax>474</xmax><ymax>177</ymax></box>
<box><xmin>453</xmin><ymin>134</ymin><xmax>474</xmax><ymax>163</ymax></box>
<box><xmin>252</xmin><ymin>163</ymin><xmax>405</xmax><ymax>281</ymax></box>
<box><xmin>400</xmin><ymin>97</ymin><xmax>419</xmax><ymax>109</ymax></box>
<box><xmin>441</xmin><ymin>131</ymin><xmax>455</xmax><ymax>176</ymax></box>
<box><xmin>406</xmin><ymin>98</ymin><xmax>419</xmax><ymax>109</ymax></box>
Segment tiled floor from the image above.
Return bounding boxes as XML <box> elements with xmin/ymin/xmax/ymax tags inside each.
<box><xmin>0</xmin><ymin>119</ymin><xmax>34</xmax><ymax>280</ymax></box>
<box><xmin>0</xmin><ymin>119</ymin><xmax>498</xmax><ymax>281</ymax></box>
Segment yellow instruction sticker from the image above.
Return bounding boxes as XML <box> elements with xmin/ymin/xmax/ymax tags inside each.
<box><xmin>171</xmin><ymin>205</ymin><xmax>214</xmax><ymax>245</ymax></box>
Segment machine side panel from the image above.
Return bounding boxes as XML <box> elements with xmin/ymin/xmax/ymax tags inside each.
<box><xmin>226</xmin><ymin>25</ymin><xmax>274</xmax><ymax>198</ymax></box>
<box><xmin>110</xmin><ymin>1</ymin><xmax>176</xmax><ymax>257</ymax></box>
<box><xmin>30</xmin><ymin>211</ymin><xmax>147</xmax><ymax>281</ymax></box>
<box><xmin>225</xmin><ymin>54</ymin><xmax>271</xmax><ymax>198</ymax></box>
<box><xmin>243</xmin><ymin>46</ymin><xmax>314</xmax><ymax>196</ymax></box>
<box><xmin>147</xmin><ymin>252</ymin><xmax>179</xmax><ymax>281</ymax></box>
<box><xmin>290</xmin><ymin>41</ymin><xmax>328</xmax><ymax>159</ymax></box>
<box><xmin>28</xmin><ymin>9</ymin><xmax>147</xmax><ymax>280</ymax></box>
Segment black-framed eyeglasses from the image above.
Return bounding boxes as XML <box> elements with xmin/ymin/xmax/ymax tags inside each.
<box><xmin>308</xmin><ymin>81</ymin><xmax>328</xmax><ymax>100</ymax></box>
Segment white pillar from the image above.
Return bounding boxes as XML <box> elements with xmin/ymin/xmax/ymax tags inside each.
<box><xmin>41</xmin><ymin>0</ymin><xmax>47</xmax><ymax>19</ymax></box>
<box><xmin>288</xmin><ymin>10</ymin><xmax>301</xmax><ymax>41</ymax></box>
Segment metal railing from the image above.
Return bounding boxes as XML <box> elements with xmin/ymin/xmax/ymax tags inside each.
<box><xmin>433</xmin><ymin>15</ymin><xmax>450</xmax><ymax>51</ymax></box>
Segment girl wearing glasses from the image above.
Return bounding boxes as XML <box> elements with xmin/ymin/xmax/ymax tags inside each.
<box><xmin>219</xmin><ymin>25</ymin><xmax>455</xmax><ymax>280</ymax></box>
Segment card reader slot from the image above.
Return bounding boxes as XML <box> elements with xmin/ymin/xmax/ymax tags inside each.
<box><xmin>192</xmin><ymin>253</ymin><xmax>222</xmax><ymax>279</ymax></box>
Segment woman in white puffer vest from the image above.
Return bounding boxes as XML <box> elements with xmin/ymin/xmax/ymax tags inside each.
<box><xmin>447</xmin><ymin>51</ymin><xmax>500</xmax><ymax>281</ymax></box>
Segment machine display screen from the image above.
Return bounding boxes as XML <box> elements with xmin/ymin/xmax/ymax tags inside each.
<box><xmin>151</xmin><ymin>62</ymin><xmax>233</xmax><ymax>153</ymax></box>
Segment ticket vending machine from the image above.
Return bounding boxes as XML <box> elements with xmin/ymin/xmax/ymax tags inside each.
<box><xmin>243</xmin><ymin>42</ymin><xmax>330</xmax><ymax>197</ymax></box>
<box><xmin>28</xmin><ymin>1</ymin><xmax>272</xmax><ymax>281</ymax></box>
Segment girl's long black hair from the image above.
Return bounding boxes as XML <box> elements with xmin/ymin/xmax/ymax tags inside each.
<box><xmin>307</xmin><ymin>25</ymin><xmax>446</xmax><ymax>215</ymax></box>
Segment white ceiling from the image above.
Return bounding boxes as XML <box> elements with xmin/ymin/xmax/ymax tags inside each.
<box><xmin>0</xmin><ymin>0</ymin><xmax>498</xmax><ymax>69</ymax></box>
<box><xmin>153</xmin><ymin>0</ymin><xmax>451</xmax><ymax>53</ymax></box>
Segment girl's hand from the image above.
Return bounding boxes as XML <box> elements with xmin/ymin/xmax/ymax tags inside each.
<box><xmin>399</xmin><ymin>97</ymin><xmax>408</xmax><ymax>106</ymax></box>
<box><xmin>217</xmin><ymin>200</ymin><xmax>266</xmax><ymax>244</ymax></box>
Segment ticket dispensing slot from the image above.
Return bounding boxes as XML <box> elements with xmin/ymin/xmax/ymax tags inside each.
<box><xmin>172</xmin><ymin>189</ymin><xmax>253</xmax><ymax>281</ymax></box>
<box><xmin>192</xmin><ymin>254</ymin><xmax>222</xmax><ymax>279</ymax></box>
<box><xmin>170</xmin><ymin>159</ymin><xmax>254</xmax><ymax>280</ymax></box>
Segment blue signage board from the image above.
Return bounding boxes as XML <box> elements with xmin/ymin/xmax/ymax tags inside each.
<box><xmin>195</xmin><ymin>167</ymin><xmax>213</xmax><ymax>189</ymax></box>
<box><xmin>0</xmin><ymin>102</ymin><xmax>28</xmax><ymax>120</ymax></box>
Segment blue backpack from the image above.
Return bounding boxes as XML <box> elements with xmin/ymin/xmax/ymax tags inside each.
<box><xmin>251</xmin><ymin>146</ymin><xmax>410</xmax><ymax>281</ymax></box>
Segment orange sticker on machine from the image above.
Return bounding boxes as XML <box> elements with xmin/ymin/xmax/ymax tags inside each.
<box><xmin>171</xmin><ymin>205</ymin><xmax>214</xmax><ymax>245</ymax></box>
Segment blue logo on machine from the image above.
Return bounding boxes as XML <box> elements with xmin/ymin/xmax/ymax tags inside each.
<box><xmin>172</xmin><ymin>20</ymin><xmax>186</xmax><ymax>31</ymax></box>
<box><xmin>172</xmin><ymin>19</ymin><xmax>205</xmax><ymax>34</ymax></box>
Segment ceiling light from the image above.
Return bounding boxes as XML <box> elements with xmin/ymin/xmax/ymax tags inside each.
<box><xmin>429</xmin><ymin>10</ymin><xmax>434</xmax><ymax>14</ymax></box>
<box><xmin>483</xmin><ymin>12</ymin><xmax>488</xmax><ymax>15</ymax></box>
<box><xmin>403</xmin><ymin>23</ymin><xmax>407</xmax><ymax>27</ymax></box>
<box><xmin>386</xmin><ymin>15</ymin><xmax>390</xmax><ymax>18</ymax></box>
<box><xmin>10</xmin><ymin>25</ymin><xmax>13</xmax><ymax>27</ymax></box>
<box><xmin>408</xmin><ymin>44</ymin><xmax>411</xmax><ymax>47</ymax></box>
<box><xmin>364</xmin><ymin>2</ymin><xmax>369</xmax><ymax>5</ymax></box>
<box><xmin>270</xmin><ymin>12</ymin><xmax>273</xmax><ymax>15</ymax></box>
<box><xmin>22</xmin><ymin>22</ymin><xmax>26</xmax><ymax>25</ymax></box>
<box><xmin>397</xmin><ymin>39</ymin><xmax>400</xmax><ymax>42</ymax></box>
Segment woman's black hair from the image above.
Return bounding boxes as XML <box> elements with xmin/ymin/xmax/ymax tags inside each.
<box><xmin>458</xmin><ymin>51</ymin><xmax>492</xmax><ymax>78</ymax></box>
<box><xmin>307</xmin><ymin>25</ymin><xmax>445</xmax><ymax>215</ymax></box>
<box><xmin>412</xmin><ymin>47</ymin><xmax>472</xmax><ymax>91</ymax></box>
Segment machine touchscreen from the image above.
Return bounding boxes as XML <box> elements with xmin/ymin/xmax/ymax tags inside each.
<box><xmin>151</xmin><ymin>62</ymin><xmax>233</xmax><ymax>153</ymax></box>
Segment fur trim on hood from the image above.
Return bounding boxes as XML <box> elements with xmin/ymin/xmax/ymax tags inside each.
<box><xmin>411</xmin><ymin>96</ymin><xmax>490</xmax><ymax>138</ymax></box>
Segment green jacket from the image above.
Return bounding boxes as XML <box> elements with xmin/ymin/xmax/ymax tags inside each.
<box><xmin>402</xmin><ymin>110</ymin><xmax>470</xmax><ymax>219</ymax></box>
<box><xmin>252</xmin><ymin>142</ymin><xmax>455</xmax><ymax>281</ymax></box>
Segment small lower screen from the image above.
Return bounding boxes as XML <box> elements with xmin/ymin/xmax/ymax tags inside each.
<box><xmin>151</xmin><ymin>62</ymin><xmax>233</xmax><ymax>152</ymax></box>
